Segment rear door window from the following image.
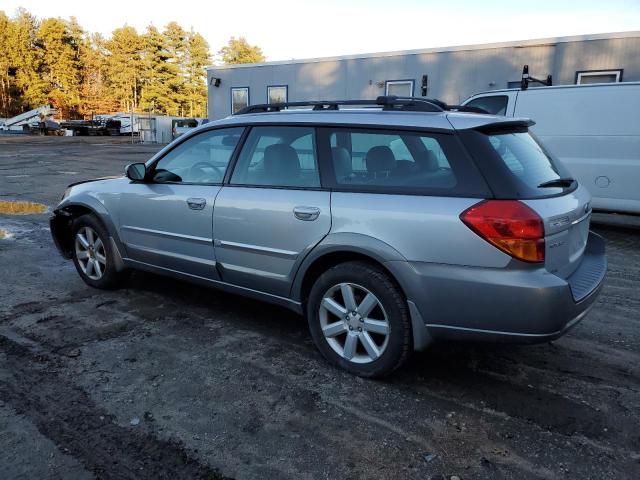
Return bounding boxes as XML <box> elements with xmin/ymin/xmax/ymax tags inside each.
<box><xmin>320</xmin><ymin>127</ymin><xmax>491</xmax><ymax>197</ymax></box>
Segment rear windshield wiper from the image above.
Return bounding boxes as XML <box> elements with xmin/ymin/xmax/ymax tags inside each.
<box><xmin>537</xmin><ymin>178</ymin><xmax>575</xmax><ymax>188</ymax></box>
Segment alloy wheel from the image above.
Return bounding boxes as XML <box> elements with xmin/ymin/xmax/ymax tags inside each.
<box><xmin>74</xmin><ymin>226</ymin><xmax>107</xmax><ymax>280</ymax></box>
<box><xmin>319</xmin><ymin>283</ymin><xmax>390</xmax><ymax>364</ymax></box>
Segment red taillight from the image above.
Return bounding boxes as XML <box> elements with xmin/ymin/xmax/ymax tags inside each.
<box><xmin>460</xmin><ymin>200</ymin><xmax>545</xmax><ymax>263</ymax></box>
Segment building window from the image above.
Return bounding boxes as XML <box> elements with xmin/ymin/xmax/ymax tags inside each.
<box><xmin>231</xmin><ymin>87</ymin><xmax>249</xmax><ymax>114</ymax></box>
<box><xmin>268</xmin><ymin>85</ymin><xmax>288</xmax><ymax>104</ymax></box>
<box><xmin>385</xmin><ymin>80</ymin><xmax>414</xmax><ymax>97</ymax></box>
<box><xmin>576</xmin><ymin>69</ymin><xmax>623</xmax><ymax>85</ymax></box>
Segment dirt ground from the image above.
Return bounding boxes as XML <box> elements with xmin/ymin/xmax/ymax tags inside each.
<box><xmin>0</xmin><ymin>136</ymin><xmax>639</xmax><ymax>480</ymax></box>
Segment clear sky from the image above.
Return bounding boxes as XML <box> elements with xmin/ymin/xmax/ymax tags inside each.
<box><xmin>1</xmin><ymin>0</ymin><xmax>639</xmax><ymax>62</ymax></box>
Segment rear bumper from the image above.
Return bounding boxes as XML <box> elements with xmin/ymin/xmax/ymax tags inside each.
<box><xmin>390</xmin><ymin>232</ymin><xmax>606</xmax><ymax>348</ymax></box>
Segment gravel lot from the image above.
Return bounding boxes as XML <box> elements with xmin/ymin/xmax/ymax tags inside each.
<box><xmin>1</xmin><ymin>136</ymin><xmax>639</xmax><ymax>480</ymax></box>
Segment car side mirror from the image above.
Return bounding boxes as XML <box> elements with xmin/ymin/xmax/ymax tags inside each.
<box><xmin>125</xmin><ymin>163</ymin><xmax>146</xmax><ymax>181</ymax></box>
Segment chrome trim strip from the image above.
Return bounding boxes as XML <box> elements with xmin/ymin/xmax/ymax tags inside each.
<box><xmin>126</xmin><ymin>242</ymin><xmax>216</xmax><ymax>266</ymax></box>
<box><xmin>122</xmin><ymin>225</ymin><xmax>212</xmax><ymax>244</ymax></box>
<box><xmin>215</xmin><ymin>239</ymin><xmax>298</xmax><ymax>259</ymax></box>
<box><xmin>571</xmin><ymin>211</ymin><xmax>592</xmax><ymax>226</ymax></box>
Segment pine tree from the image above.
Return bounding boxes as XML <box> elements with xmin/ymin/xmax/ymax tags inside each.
<box><xmin>11</xmin><ymin>8</ymin><xmax>48</xmax><ymax>110</ymax></box>
<box><xmin>37</xmin><ymin>17</ymin><xmax>83</xmax><ymax>118</ymax></box>
<box><xmin>163</xmin><ymin>22</ymin><xmax>188</xmax><ymax>116</ymax></box>
<box><xmin>140</xmin><ymin>25</ymin><xmax>182</xmax><ymax>115</ymax></box>
<box><xmin>105</xmin><ymin>26</ymin><xmax>144</xmax><ymax>112</ymax></box>
<box><xmin>79</xmin><ymin>33</ymin><xmax>117</xmax><ymax>115</ymax></box>
<box><xmin>0</xmin><ymin>9</ymin><xmax>220</xmax><ymax>119</ymax></box>
<box><xmin>184</xmin><ymin>30</ymin><xmax>210</xmax><ymax>118</ymax></box>
<box><xmin>218</xmin><ymin>37</ymin><xmax>265</xmax><ymax>65</ymax></box>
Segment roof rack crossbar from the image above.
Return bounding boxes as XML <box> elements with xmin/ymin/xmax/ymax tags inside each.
<box><xmin>233</xmin><ymin>96</ymin><xmax>489</xmax><ymax>115</ymax></box>
<box><xmin>375</xmin><ymin>96</ymin><xmax>445</xmax><ymax>112</ymax></box>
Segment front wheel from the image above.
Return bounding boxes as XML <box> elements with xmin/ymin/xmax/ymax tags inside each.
<box><xmin>307</xmin><ymin>261</ymin><xmax>412</xmax><ymax>378</ymax></box>
<box><xmin>71</xmin><ymin>214</ymin><xmax>127</xmax><ymax>289</ymax></box>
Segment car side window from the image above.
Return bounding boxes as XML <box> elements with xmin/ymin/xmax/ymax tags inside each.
<box><xmin>230</xmin><ymin>126</ymin><xmax>320</xmax><ymax>188</ymax></box>
<box><xmin>327</xmin><ymin>128</ymin><xmax>457</xmax><ymax>190</ymax></box>
<box><xmin>465</xmin><ymin>95</ymin><xmax>508</xmax><ymax>115</ymax></box>
<box><xmin>151</xmin><ymin>127</ymin><xmax>244</xmax><ymax>184</ymax></box>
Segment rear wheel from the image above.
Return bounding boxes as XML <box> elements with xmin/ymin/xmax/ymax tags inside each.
<box><xmin>71</xmin><ymin>214</ymin><xmax>127</xmax><ymax>289</ymax></box>
<box><xmin>307</xmin><ymin>261</ymin><xmax>412</xmax><ymax>378</ymax></box>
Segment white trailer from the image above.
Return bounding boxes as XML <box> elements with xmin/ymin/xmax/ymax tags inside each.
<box><xmin>463</xmin><ymin>82</ymin><xmax>640</xmax><ymax>215</ymax></box>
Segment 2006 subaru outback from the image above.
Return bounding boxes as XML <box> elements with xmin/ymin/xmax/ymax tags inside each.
<box><xmin>51</xmin><ymin>96</ymin><xmax>607</xmax><ymax>377</ymax></box>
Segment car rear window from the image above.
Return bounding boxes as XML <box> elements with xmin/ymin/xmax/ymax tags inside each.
<box><xmin>459</xmin><ymin>129</ymin><xmax>575</xmax><ymax>199</ymax></box>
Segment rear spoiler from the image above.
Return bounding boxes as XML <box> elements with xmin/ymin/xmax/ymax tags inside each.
<box><xmin>473</xmin><ymin>119</ymin><xmax>535</xmax><ymax>134</ymax></box>
<box><xmin>447</xmin><ymin>114</ymin><xmax>535</xmax><ymax>132</ymax></box>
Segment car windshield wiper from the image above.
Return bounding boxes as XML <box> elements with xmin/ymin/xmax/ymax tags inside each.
<box><xmin>537</xmin><ymin>178</ymin><xmax>575</xmax><ymax>188</ymax></box>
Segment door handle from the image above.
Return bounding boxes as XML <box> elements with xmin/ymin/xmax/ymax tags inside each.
<box><xmin>187</xmin><ymin>197</ymin><xmax>206</xmax><ymax>210</ymax></box>
<box><xmin>293</xmin><ymin>206</ymin><xmax>320</xmax><ymax>221</ymax></box>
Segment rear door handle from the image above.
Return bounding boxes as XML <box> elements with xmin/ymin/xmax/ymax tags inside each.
<box><xmin>293</xmin><ymin>206</ymin><xmax>320</xmax><ymax>221</ymax></box>
<box><xmin>187</xmin><ymin>198</ymin><xmax>206</xmax><ymax>210</ymax></box>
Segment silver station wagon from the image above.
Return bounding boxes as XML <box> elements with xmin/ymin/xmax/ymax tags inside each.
<box><xmin>51</xmin><ymin>96</ymin><xmax>607</xmax><ymax>377</ymax></box>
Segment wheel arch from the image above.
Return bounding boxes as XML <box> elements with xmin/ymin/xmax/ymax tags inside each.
<box><xmin>51</xmin><ymin>197</ymin><xmax>123</xmax><ymax>262</ymax></box>
<box><xmin>292</xmin><ymin>233</ymin><xmax>407</xmax><ymax>306</ymax></box>
<box><xmin>291</xmin><ymin>233</ymin><xmax>433</xmax><ymax>351</ymax></box>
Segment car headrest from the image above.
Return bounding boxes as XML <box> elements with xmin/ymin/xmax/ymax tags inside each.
<box><xmin>263</xmin><ymin>144</ymin><xmax>300</xmax><ymax>178</ymax></box>
<box><xmin>416</xmin><ymin>150</ymin><xmax>439</xmax><ymax>172</ymax></box>
<box><xmin>331</xmin><ymin>147</ymin><xmax>352</xmax><ymax>178</ymax></box>
<box><xmin>365</xmin><ymin>146</ymin><xmax>396</xmax><ymax>172</ymax></box>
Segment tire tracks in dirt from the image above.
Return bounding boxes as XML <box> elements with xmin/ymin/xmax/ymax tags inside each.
<box><xmin>0</xmin><ymin>334</ymin><xmax>231</xmax><ymax>480</ymax></box>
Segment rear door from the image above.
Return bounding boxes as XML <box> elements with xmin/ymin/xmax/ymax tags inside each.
<box><xmin>118</xmin><ymin>127</ymin><xmax>244</xmax><ymax>279</ymax></box>
<box><xmin>213</xmin><ymin>125</ymin><xmax>331</xmax><ymax>297</ymax></box>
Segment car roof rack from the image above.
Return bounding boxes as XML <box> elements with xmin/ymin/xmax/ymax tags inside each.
<box><xmin>521</xmin><ymin>64</ymin><xmax>552</xmax><ymax>90</ymax></box>
<box><xmin>234</xmin><ymin>95</ymin><xmax>489</xmax><ymax>115</ymax></box>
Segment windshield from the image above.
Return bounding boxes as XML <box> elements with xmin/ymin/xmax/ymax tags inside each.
<box><xmin>460</xmin><ymin>129</ymin><xmax>574</xmax><ymax>199</ymax></box>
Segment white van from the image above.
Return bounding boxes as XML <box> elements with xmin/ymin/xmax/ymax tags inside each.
<box><xmin>462</xmin><ymin>83</ymin><xmax>640</xmax><ymax>215</ymax></box>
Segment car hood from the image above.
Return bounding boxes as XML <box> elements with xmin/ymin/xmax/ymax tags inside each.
<box><xmin>66</xmin><ymin>175</ymin><xmax>122</xmax><ymax>189</ymax></box>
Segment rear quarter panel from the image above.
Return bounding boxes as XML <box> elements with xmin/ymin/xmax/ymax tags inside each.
<box><xmin>329</xmin><ymin>192</ymin><xmax>511</xmax><ymax>267</ymax></box>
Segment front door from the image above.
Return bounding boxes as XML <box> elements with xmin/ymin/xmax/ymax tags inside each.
<box><xmin>119</xmin><ymin>127</ymin><xmax>244</xmax><ymax>279</ymax></box>
<box><xmin>213</xmin><ymin>126</ymin><xmax>331</xmax><ymax>296</ymax></box>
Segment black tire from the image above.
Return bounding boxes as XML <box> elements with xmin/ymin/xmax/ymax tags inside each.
<box><xmin>70</xmin><ymin>214</ymin><xmax>127</xmax><ymax>289</ymax></box>
<box><xmin>307</xmin><ymin>261</ymin><xmax>412</xmax><ymax>378</ymax></box>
